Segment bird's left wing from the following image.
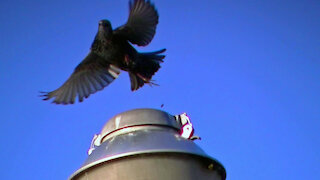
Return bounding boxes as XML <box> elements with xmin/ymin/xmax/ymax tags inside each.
<box><xmin>114</xmin><ymin>0</ymin><xmax>159</xmax><ymax>46</ymax></box>
<box><xmin>41</xmin><ymin>52</ymin><xmax>120</xmax><ymax>104</ymax></box>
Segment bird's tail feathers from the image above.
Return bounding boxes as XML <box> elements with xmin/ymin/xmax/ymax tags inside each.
<box><xmin>129</xmin><ymin>48</ymin><xmax>166</xmax><ymax>91</ymax></box>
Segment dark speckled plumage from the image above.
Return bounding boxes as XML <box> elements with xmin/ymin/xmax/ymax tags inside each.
<box><xmin>41</xmin><ymin>0</ymin><xmax>165</xmax><ymax>105</ymax></box>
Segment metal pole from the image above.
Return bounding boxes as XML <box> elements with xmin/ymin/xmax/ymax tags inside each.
<box><xmin>69</xmin><ymin>109</ymin><xmax>226</xmax><ymax>180</ymax></box>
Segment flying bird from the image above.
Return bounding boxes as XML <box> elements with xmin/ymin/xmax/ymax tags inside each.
<box><xmin>41</xmin><ymin>0</ymin><xmax>165</xmax><ymax>104</ymax></box>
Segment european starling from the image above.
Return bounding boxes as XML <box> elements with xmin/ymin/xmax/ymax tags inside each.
<box><xmin>41</xmin><ymin>0</ymin><xmax>165</xmax><ymax>104</ymax></box>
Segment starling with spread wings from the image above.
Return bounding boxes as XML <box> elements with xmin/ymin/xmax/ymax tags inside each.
<box><xmin>41</xmin><ymin>0</ymin><xmax>165</xmax><ymax>104</ymax></box>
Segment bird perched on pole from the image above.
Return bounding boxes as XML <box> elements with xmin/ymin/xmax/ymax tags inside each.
<box><xmin>41</xmin><ymin>0</ymin><xmax>166</xmax><ymax>105</ymax></box>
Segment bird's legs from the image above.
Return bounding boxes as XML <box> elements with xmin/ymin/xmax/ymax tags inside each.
<box><xmin>136</xmin><ymin>73</ymin><xmax>159</xmax><ymax>87</ymax></box>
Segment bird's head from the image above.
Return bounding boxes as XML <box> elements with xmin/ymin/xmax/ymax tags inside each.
<box><xmin>98</xmin><ymin>20</ymin><xmax>113</xmax><ymax>38</ymax></box>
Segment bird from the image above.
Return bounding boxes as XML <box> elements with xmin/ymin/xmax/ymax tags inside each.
<box><xmin>41</xmin><ymin>0</ymin><xmax>166</xmax><ymax>105</ymax></box>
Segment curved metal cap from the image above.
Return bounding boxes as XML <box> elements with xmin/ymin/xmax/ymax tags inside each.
<box><xmin>69</xmin><ymin>109</ymin><xmax>226</xmax><ymax>180</ymax></box>
<box><xmin>100</xmin><ymin>108</ymin><xmax>180</xmax><ymax>137</ymax></box>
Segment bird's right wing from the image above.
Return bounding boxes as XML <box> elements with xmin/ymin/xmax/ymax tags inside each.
<box><xmin>114</xmin><ymin>0</ymin><xmax>159</xmax><ymax>46</ymax></box>
<box><xmin>41</xmin><ymin>52</ymin><xmax>120</xmax><ymax>104</ymax></box>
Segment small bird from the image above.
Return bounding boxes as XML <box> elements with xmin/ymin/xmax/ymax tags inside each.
<box><xmin>41</xmin><ymin>0</ymin><xmax>165</xmax><ymax>104</ymax></box>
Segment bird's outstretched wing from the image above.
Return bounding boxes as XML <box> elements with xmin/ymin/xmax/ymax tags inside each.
<box><xmin>114</xmin><ymin>0</ymin><xmax>159</xmax><ymax>46</ymax></box>
<box><xmin>40</xmin><ymin>52</ymin><xmax>120</xmax><ymax>104</ymax></box>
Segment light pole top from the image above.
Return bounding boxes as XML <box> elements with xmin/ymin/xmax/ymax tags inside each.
<box><xmin>69</xmin><ymin>108</ymin><xmax>226</xmax><ymax>180</ymax></box>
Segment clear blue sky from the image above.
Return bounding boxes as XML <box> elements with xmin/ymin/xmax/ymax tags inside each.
<box><xmin>0</xmin><ymin>0</ymin><xmax>319</xmax><ymax>179</ymax></box>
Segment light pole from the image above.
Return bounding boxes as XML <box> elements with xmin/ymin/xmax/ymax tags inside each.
<box><xmin>69</xmin><ymin>108</ymin><xmax>226</xmax><ymax>180</ymax></box>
